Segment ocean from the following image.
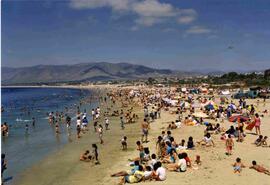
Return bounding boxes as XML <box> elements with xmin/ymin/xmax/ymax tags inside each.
<box><xmin>1</xmin><ymin>87</ymin><xmax>98</xmax><ymax>182</ymax></box>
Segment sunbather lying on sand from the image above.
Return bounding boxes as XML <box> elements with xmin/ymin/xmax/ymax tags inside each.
<box><xmin>249</xmin><ymin>160</ymin><xmax>270</xmax><ymax>175</ymax></box>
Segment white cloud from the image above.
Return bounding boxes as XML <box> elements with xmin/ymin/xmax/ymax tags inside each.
<box><xmin>132</xmin><ymin>0</ymin><xmax>178</xmax><ymax>26</ymax></box>
<box><xmin>186</xmin><ymin>26</ymin><xmax>211</xmax><ymax>34</ymax></box>
<box><xmin>178</xmin><ymin>16</ymin><xmax>195</xmax><ymax>24</ymax></box>
<box><xmin>69</xmin><ymin>0</ymin><xmax>197</xmax><ymax>27</ymax></box>
<box><xmin>69</xmin><ymin>0</ymin><xmax>130</xmax><ymax>11</ymax></box>
<box><xmin>178</xmin><ymin>9</ymin><xmax>197</xmax><ymax>24</ymax></box>
<box><xmin>135</xmin><ymin>17</ymin><xmax>165</xmax><ymax>26</ymax></box>
<box><xmin>132</xmin><ymin>0</ymin><xmax>176</xmax><ymax>17</ymax></box>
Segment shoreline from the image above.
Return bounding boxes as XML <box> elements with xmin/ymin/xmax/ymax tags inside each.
<box><xmin>1</xmin><ymin>87</ymin><xmax>101</xmax><ymax>184</ymax></box>
<box><xmin>14</xmin><ymin>89</ymin><xmax>145</xmax><ymax>185</ymax></box>
<box><xmin>4</xmin><ymin>86</ymin><xmax>270</xmax><ymax>185</ymax></box>
<box><xmin>1</xmin><ymin>84</ymin><xmax>119</xmax><ymax>89</ymax></box>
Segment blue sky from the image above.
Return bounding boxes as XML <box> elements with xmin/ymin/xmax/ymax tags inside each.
<box><xmin>2</xmin><ymin>0</ymin><xmax>270</xmax><ymax>71</ymax></box>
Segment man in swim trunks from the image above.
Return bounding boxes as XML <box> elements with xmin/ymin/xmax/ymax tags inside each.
<box><xmin>141</xmin><ymin>119</ymin><xmax>149</xmax><ymax>143</ymax></box>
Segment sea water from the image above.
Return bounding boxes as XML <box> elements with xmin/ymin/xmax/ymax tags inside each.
<box><xmin>1</xmin><ymin>87</ymin><xmax>98</xmax><ymax>181</ymax></box>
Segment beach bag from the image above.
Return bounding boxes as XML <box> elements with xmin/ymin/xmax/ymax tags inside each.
<box><xmin>246</xmin><ymin>122</ymin><xmax>255</xmax><ymax>131</ymax></box>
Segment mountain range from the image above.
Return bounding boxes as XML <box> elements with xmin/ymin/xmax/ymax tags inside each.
<box><xmin>2</xmin><ymin>62</ymin><xmax>185</xmax><ymax>85</ymax></box>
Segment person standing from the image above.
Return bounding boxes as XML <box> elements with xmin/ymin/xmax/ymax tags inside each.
<box><xmin>105</xmin><ymin>117</ymin><xmax>109</xmax><ymax>130</ymax></box>
<box><xmin>141</xmin><ymin>119</ymin><xmax>149</xmax><ymax>143</ymax></box>
<box><xmin>32</xmin><ymin>117</ymin><xmax>36</xmax><ymax>127</ymax></box>
<box><xmin>120</xmin><ymin>117</ymin><xmax>125</xmax><ymax>130</ymax></box>
<box><xmin>92</xmin><ymin>144</ymin><xmax>100</xmax><ymax>165</ymax></box>
<box><xmin>66</xmin><ymin>115</ymin><xmax>71</xmax><ymax>129</ymax></box>
<box><xmin>254</xmin><ymin>113</ymin><xmax>261</xmax><ymax>135</ymax></box>
<box><xmin>1</xmin><ymin>154</ymin><xmax>7</xmax><ymax>179</ymax></box>
<box><xmin>226</xmin><ymin>134</ymin><xmax>234</xmax><ymax>155</ymax></box>
<box><xmin>98</xmin><ymin>125</ymin><xmax>104</xmax><ymax>144</ymax></box>
<box><xmin>91</xmin><ymin>109</ymin><xmax>95</xmax><ymax>120</ymax></box>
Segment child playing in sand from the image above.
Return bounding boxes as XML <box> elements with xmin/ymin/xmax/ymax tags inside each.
<box><xmin>166</xmin><ymin>153</ymin><xmax>187</xmax><ymax>172</ymax></box>
<box><xmin>121</xmin><ymin>136</ymin><xmax>127</xmax><ymax>150</ymax></box>
<box><xmin>226</xmin><ymin>134</ymin><xmax>234</xmax><ymax>155</ymax></box>
<box><xmin>144</xmin><ymin>166</ymin><xmax>153</xmax><ymax>181</ymax></box>
<box><xmin>197</xmin><ymin>133</ymin><xmax>215</xmax><ymax>147</ymax></box>
<box><xmin>260</xmin><ymin>136</ymin><xmax>268</xmax><ymax>147</ymax></box>
<box><xmin>254</xmin><ymin>135</ymin><xmax>263</xmax><ymax>145</ymax></box>
<box><xmin>177</xmin><ymin>139</ymin><xmax>187</xmax><ymax>150</ymax></box>
<box><xmin>233</xmin><ymin>158</ymin><xmax>245</xmax><ymax>173</ymax></box>
<box><xmin>187</xmin><ymin>136</ymin><xmax>195</xmax><ymax>149</ymax></box>
<box><xmin>152</xmin><ymin>162</ymin><xmax>166</xmax><ymax>181</ymax></box>
<box><xmin>249</xmin><ymin>160</ymin><xmax>270</xmax><ymax>175</ymax></box>
<box><xmin>195</xmin><ymin>155</ymin><xmax>202</xmax><ymax>165</ymax></box>
<box><xmin>80</xmin><ymin>150</ymin><xmax>91</xmax><ymax>161</ymax></box>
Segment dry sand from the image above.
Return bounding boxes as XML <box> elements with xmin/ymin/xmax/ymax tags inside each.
<box><xmin>15</xmin><ymin>93</ymin><xmax>270</xmax><ymax>185</ymax></box>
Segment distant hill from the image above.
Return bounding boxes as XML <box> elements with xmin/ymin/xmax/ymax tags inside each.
<box><xmin>2</xmin><ymin>62</ymin><xmax>177</xmax><ymax>85</ymax></box>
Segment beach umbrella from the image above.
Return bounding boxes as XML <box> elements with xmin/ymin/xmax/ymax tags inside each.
<box><xmin>193</xmin><ymin>112</ymin><xmax>209</xmax><ymax>118</ymax></box>
<box><xmin>229</xmin><ymin>115</ymin><xmax>249</xmax><ymax>122</ymax></box>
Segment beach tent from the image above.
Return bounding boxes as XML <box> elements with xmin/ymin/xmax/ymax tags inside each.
<box><xmin>193</xmin><ymin>112</ymin><xmax>209</xmax><ymax>118</ymax></box>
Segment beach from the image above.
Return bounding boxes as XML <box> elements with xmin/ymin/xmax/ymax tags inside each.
<box><xmin>4</xmin><ymin>85</ymin><xmax>268</xmax><ymax>185</ymax></box>
<box><xmin>11</xmin><ymin>87</ymin><xmax>144</xmax><ymax>185</ymax></box>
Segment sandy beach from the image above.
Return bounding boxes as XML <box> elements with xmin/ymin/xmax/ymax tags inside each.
<box><xmin>3</xmin><ymin>1</ymin><xmax>270</xmax><ymax>184</ymax></box>
<box><xmin>14</xmin><ymin>89</ymin><xmax>144</xmax><ymax>185</ymax></box>
<box><xmin>11</xmin><ymin>86</ymin><xmax>269</xmax><ymax>185</ymax></box>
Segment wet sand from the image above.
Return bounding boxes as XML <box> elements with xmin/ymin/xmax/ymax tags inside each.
<box><xmin>15</xmin><ymin>93</ymin><xmax>144</xmax><ymax>185</ymax></box>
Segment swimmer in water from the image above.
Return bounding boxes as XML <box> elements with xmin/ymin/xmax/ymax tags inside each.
<box><xmin>25</xmin><ymin>124</ymin><xmax>29</xmax><ymax>134</ymax></box>
<box><xmin>55</xmin><ymin>124</ymin><xmax>60</xmax><ymax>134</ymax></box>
<box><xmin>32</xmin><ymin>117</ymin><xmax>36</xmax><ymax>127</ymax></box>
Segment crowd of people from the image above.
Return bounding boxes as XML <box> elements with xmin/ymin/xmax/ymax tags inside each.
<box><xmin>104</xmin><ymin>87</ymin><xmax>270</xmax><ymax>184</ymax></box>
<box><xmin>2</xmin><ymin>86</ymin><xmax>270</xmax><ymax>184</ymax></box>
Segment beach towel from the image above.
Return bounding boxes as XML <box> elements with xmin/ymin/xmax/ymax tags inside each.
<box><xmin>246</xmin><ymin>122</ymin><xmax>255</xmax><ymax>131</ymax></box>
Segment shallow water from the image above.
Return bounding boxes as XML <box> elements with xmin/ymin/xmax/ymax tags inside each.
<box><xmin>1</xmin><ymin>87</ymin><xmax>98</xmax><ymax>182</ymax></box>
